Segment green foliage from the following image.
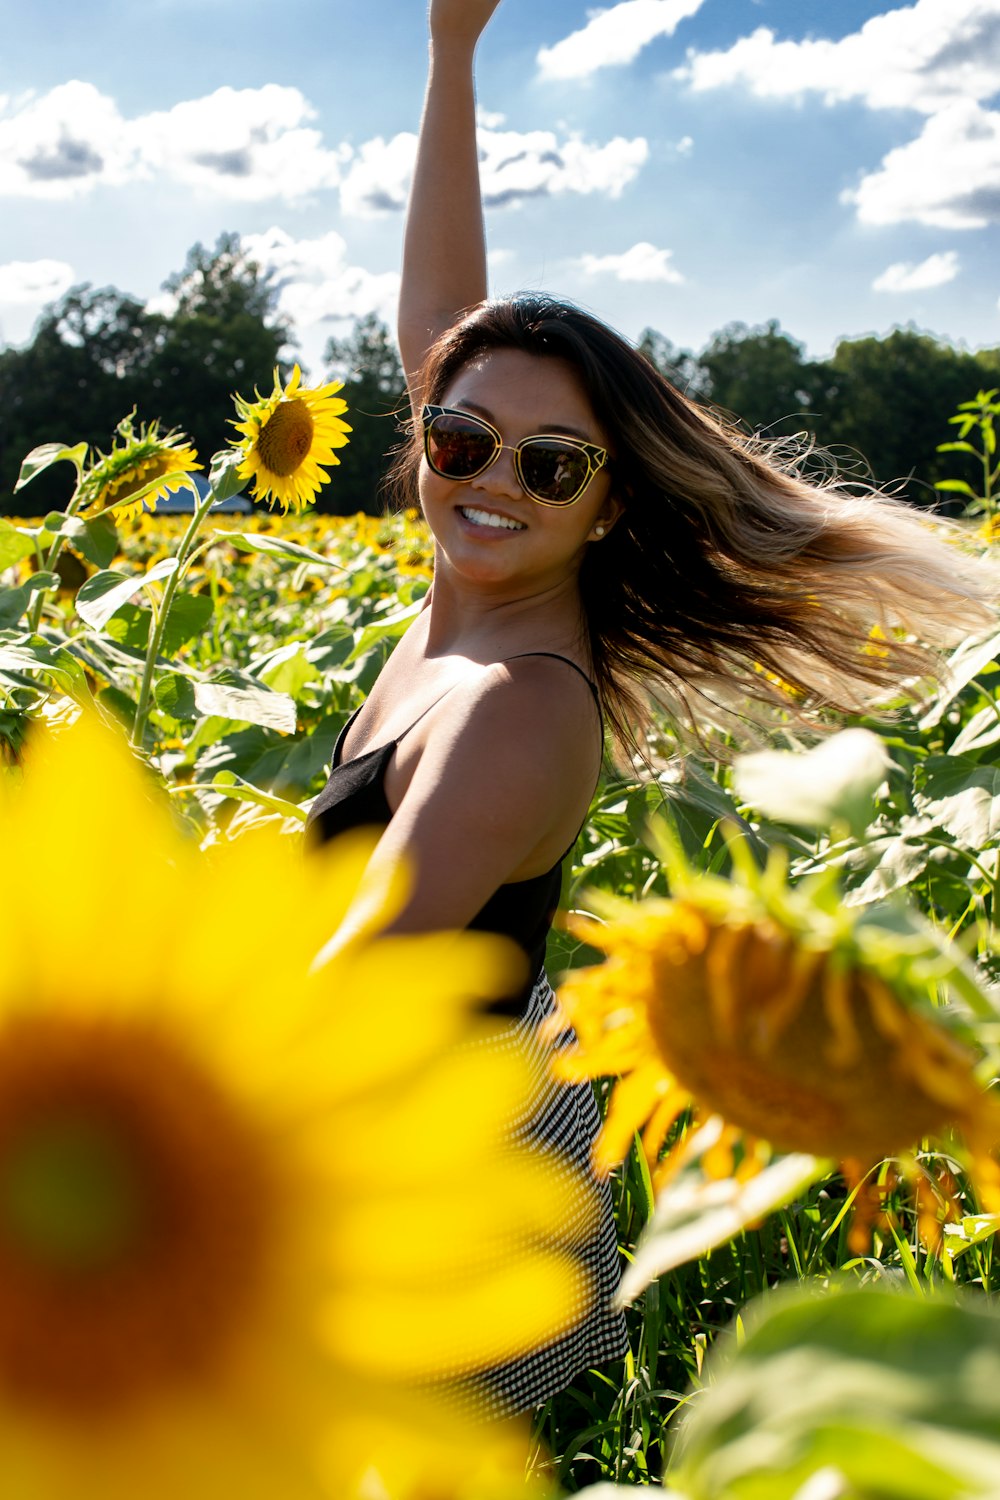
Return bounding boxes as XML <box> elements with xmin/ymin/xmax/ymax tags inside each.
<box><xmin>668</xmin><ymin>1284</ymin><xmax>1000</xmax><ymax>1500</ymax></box>
<box><xmin>640</xmin><ymin>320</ymin><xmax>1000</xmax><ymax>504</ymax></box>
<box><xmin>823</xmin><ymin>332</ymin><xmax>1000</xmax><ymax>504</ymax></box>
<box><xmin>321</xmin><ymin>313</ymin><xmax>407</xmax><ymax>515</ymax></box>
<box><xmin>3</xmin><ymin>384</ymin><xmax>1000</xmax><ymax>1497</ymax></box>
<box><xmin>699</xmin><ymin>319</ymin><xmax>829</xmax><ymax>439</ymax></box>
<box><xmin>936</xmin><ymin>388</ymin><xmax>1000</xmax><ymax>521</ymax></box>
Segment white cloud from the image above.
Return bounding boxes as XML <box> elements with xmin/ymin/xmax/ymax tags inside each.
<box><xmin>339</xmin><ymin>125</ymin><xmax>648</xmax><ymax>216</ymax></box>
<box><xmin>134</xmin><ymin>86</ymin><xmax>348</xmax><ymax>201</ymax></box>
<box><xmin>578</xmin><ymin>241</ymin><xmax>685</xmax><ymax>283</ymax></box>
<box><xmin>239</xmin><ymin>227</ymin><xmax>399</xmax><ymax>331</ymax></box>
<box><xmin>538</xmin><ymin>0</ymin><xmax>705</xmax><ymax>80</ymax></box>
<box><xmin>0</xmin><ymin>82</ymin><xmax>137</xmax><ymax>198</ymax></box>
<box><xmin>845</xmin><ymin>103</ymin><xmax>1000</xmax><ymax>228</ymax></box>
<box><xmin>0</xmin><ymin>257</ymin><xmax>75</xmax><ymax>303</ymax></box>
<box><xmin>0</xmin><ymin>81</ymin><xmax>347</xmax><ymax>201</ymax></box>
<box><xmin>0</xmin><ymin>82</ymin><xmax>647</xmax><ymax>215</ymax></box>
<box><xmin>339</xmin><ymin>133</ymin><xmax>418</xmax><ymax>216</ymax></box>
<box><xmin>675</xmin><ymin>0</ymin><xmax>1000</xmax><ymax>114</ymax></box>
<box><xmin>675</xmin><ymin>135</ymin><xmax>694</xmax><ymax>156</ymax></box>
<box><xmin>872</xmin><ymin>249</ymin><xmax>960</xmax><ymax>291</ymax></box>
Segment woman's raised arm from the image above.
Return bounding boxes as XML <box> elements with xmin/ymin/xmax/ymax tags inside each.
<box><xmin>397</xmin><ymin>0</ymin><xmax>503</xmax><ymax>390</ymax></box>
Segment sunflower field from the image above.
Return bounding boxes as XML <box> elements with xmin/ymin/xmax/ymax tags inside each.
<box><xmin>1</xmin><ymin>383</ymin><xmax>999</xmax><ymax>1500</ymax></box>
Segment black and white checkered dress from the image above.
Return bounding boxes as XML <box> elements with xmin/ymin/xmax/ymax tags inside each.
<box><xmin>473</xmin><ymin>971</ymin><xmax>628</xmax><ymax>1416</ymax></box>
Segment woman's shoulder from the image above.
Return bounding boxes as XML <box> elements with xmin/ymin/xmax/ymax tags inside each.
<box><xmin>465</xmin><ymin>650</ymin><xmax>598</xmax><ymax>721</ymax></box>
<box><xmin>382</xmin><ymin>648</ymin><xmax>604</xmax><ymax>887</ymax></box>
<box><xmin>427</xmin><ymin>651</ymin><xmax>602</xmax><ymax>777</ymax></box>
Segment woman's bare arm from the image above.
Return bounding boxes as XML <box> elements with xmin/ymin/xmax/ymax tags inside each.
<box><xmin>398</xmin><ymin>0</ymin><xmax>503</xmax><ymax>391</ymax></box>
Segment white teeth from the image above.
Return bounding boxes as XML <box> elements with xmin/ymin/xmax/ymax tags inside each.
<box><xmin>460</xmin><ymin>506</ymin><xmax>525</xmax><ymax>531</ymax></box>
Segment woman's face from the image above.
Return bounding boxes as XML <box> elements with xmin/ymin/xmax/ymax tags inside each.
<box><xmin>418</xmin><ymin>348</ymin><xmax>621</xmax><ymax>592</ymax></box>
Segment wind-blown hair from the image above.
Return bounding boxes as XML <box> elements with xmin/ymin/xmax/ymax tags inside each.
<box><xmin>395</xmin><ymin>294</ymin><xmax>995</xmax><ymax>754</ymax></box>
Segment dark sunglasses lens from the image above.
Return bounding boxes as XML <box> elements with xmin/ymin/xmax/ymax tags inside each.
<box><xmin>426</xmin><ymin>415</ymin><xmax>496</xmax><ymax>478</ymax></box>
<box><xmin>518</xmin><ymin>440</ymin><xmax>590</xmax><ymax>504</ymax></box>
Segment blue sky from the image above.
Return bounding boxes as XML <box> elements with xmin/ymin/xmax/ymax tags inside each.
<box><xmin>1</xmin><ymin>0</ymin><xmax>998</xmax><ymax>375</ymax></box>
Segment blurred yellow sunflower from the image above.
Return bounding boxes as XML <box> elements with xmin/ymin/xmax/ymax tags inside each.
<box><xmin>231</xmin><ymin>365</ymin><xmax>351</xmax><ymax>513</ymax></box>
<box><xmin>0</xmin><ymin>713</ymin><xmax>590</xmax><ymax>1499</ymax></box>
<box><xmin>552</xmin><ymin>837</ymin><xmax>1000</xmax><ymax>1256</ymax></box>
<box><xmin>82</xmin><ymin>414</ymin><xmax>201</xmax><ymax>522</ymax></box>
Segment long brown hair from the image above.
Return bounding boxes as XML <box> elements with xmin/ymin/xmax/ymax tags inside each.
<box><xmin>395</xmin><ymin>295</ymin><xmax>995</xmax><ymax>753</ymax></box>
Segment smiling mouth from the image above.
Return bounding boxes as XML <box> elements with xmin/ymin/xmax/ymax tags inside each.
<box><xmin>459</xmin><ymin>506</ymin><xmax>526</xmax><ymax>532</ymax></box>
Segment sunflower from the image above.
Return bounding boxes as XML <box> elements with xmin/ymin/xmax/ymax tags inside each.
<box><xmin>82</xmin><ymin>415</ymin><xmax>201</xmax><ymax>522</ymax></box>
<box><xmin>231</xmin><ymin>365</ymin><xmax>351</xmax><ymax>513</ymax></box>
<box><xmin>0</xmin><ymin>712</ymin><xmax>591</xmax><ymax>1499</ymax></box>
<box><xmin>551</xmin><ymin>835</ymin><xmax>1000</xmax><ymax>1257</ymax></box>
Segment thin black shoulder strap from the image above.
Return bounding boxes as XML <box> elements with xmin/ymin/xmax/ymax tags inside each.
<box><xmin>334</xmin><ymin>686</ymin><xmax>460</xmax><ymax>767</ymax></box>
<box><xmin>393</xmin><ymin>685</ymin><xmax>463</xmax><ymax>746</ymax></box>
<box><xmin>504</xmin><ymin>651</ymin><xmax>600</xmax><ymax>706</ymax></box>
<box><xmin>351</xmin><ymin>655</ymin><xmax>600</xmax><ymax>764</ymax></box>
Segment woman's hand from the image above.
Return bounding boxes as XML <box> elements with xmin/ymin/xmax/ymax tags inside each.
<box><xmin>428</xmin><ymin>0</ymin><xmax>503</xmax><ymax>50</ymax></box>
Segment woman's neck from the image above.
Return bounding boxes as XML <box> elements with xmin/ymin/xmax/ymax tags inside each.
<box><xmin>421</xmin><ymin>572</ymin><xmax>588</xmax><ymax>660</ymax></box>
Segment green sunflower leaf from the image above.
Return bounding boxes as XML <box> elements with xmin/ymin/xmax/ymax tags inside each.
<box><xmin>40</xmin><ymin>511</ymin><xmax>119</xmax><ymax>569</ymax></box>
<box><xmin>14</xmin><ymin>442</ymin><xmax>88</xmax><ymax>492</ymax></box>
<box><xmin>75</xmin><ymin>559</ymin><xmax>179</xmax><ymax>630</ymax></box>
<box><xmin>619</xmin><ymin>1124</ymin><xmax>827</xmax><ymax>1301</ymax></box>
<box><xmin>919</xmin><ymin>628</ymin><xmax>1000</xmax><ymax>729</ymax></box>
<box><xmin>192</xmin><ymin>678</ymin><xmax>296</xmax><ymax>734</ymax></box>
<box><xmin>208</xmin><ymin>448</ymin><xmax>247</xmax><ymax>502</ymax></box>
<box><xmin>204</xmin><ymin>771</ymin><xmax>308</xmax><ymax>823</ymax></box>
<box><xmin>0</xmin><ymin>520</ymin><xmax>37</xmax><ymax>571</ymax></box>
<box><xmin>223</xmin><ymin>531</ymin><xmax>336</xmax><ymax>569</ymax></box>
<box><xmin>916</xmin><ymin>755</ymin><xmax>1000</xmax><ymax>850</ymax></box>
<box><xmin>669</xmin><ymin>1285</ymin><xmax>1000</xmax><ymax>1500</ymax></box>
<box><xmin>159</xmin><ymin>591</ymin><xmax>214</xmax><ymax>656</ymax></box>
<box><xmin>346</xmin><ymin>598</ymin><xmax>424</xmax><ymax>664</ymax></box>
<box><xmin>154</xmin><ymin>672</ymin><xmax>198</xmax><ymax>721</ymax></box>
<box><xmin>733</xmin><ymin>728</ymin><xmax>891</xmax><ymax>839</ymax></box>
<box><xmin>0</xmin><ymin>574</ymin><xmax>61</xmax><ymax>630</ymax></box>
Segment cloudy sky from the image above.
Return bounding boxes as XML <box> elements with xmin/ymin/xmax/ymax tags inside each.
<box><xmin>1</xmin><ymin>0</ymin><xmax>998</xmax><ymax>375</ymax></box>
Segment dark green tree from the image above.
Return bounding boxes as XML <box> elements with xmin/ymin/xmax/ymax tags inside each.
<box><xmin>637</xmin><ymin>329</ymin><xmax>704</xmax><ymax>397</ymax></box>
<box><xmin>141</xmin><ymin>233</ymin><xmax>292</xmax><ymax>468</ymax></box>
<box><xmin>0</xmin><ymin>286</ymin><xmax>162</xmax><ymax>514</ymax></box>
<box><xmin>697</xmin><ymin>320</ymin><xmax>830</xmax><ymax>439</ymax></box>
<box><xmin>321</xmin><ymin>314</ymin><xmax>407</xmax><ymax>515</ymax></box>
<box><xmin>822</xmin><ymin>328</ymin><xmax>1000</xmax><ymax>504</ymax></box>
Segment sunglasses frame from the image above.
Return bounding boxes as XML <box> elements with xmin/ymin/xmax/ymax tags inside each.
<box><xmin>421</xmin><ymin>404</ymin><xmax>609</xmax><ymax>507</ymax></box>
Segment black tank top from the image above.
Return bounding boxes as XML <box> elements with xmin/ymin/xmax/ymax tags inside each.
<box><xmin>306</xmin><ymin>654</ymin><xmax>601</xmax><ymax>1017</ymax></box>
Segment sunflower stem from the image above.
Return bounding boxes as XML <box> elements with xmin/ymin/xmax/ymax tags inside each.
<box><xmin>26</xmin><ymin>481</ymin><xmax>85</xmax><ymax>635</ymax></box>
<box><xmin>131</xmin><ymin>489</ymin><xmax>216</xmax><ymax>749</ymax></box>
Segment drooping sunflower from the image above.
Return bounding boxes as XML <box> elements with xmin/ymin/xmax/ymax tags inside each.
<box><xmin>0</xmin><ymin>712</ymin><xmax>591</xmax><ymax>1500</ymax></box>
<box><xmin>231</xmin><ymin>365</ymin><xmax>351</xmax><ymax>513</ymax></box>
<box><xmin>82</xmin><ymin>414</ymin><xmax>201</xmax><ymax>522</ymax></box>
<box><xmin>551</xmin><ymin>834</ymin><xmax>1000</xmax><ymax>1257</ymax></box>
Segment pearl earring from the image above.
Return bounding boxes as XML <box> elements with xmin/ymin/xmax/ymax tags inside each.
<box><xmin>594</xmin><ymin>525</ymin><xmax>606</xmax><ymax>538</ymax></box>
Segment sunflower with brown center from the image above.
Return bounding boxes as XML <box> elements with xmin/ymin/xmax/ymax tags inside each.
<box><xmin>0</xmin><ymin>713</ymin><xmax>591</xmax><ymax>1499</ymax></box>
<box><xmin>552</xmin><ymin>838</ymin><xmax>1000</xmax><ymax>1254</ymax></box>
<box><xmin>231</xmin><ymin>364</ymin><xmax>352</xmax><ymax>513</ymax></box>
<box><xmin>82</xmin><ymin>415</ymin><xmax>201</xmax><ymax>522</ymax></box>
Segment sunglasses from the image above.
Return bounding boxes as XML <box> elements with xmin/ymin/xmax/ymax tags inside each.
<box><xmin>421</xmin><ymin>404</ymin><xmax>609</xmax><ymax>507</ymax></box>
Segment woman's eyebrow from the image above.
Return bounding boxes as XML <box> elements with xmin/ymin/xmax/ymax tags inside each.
<box><xmin>453</xmin><ymin>399</ymin><xmax>595</xmax><ymax>443</ymax></box>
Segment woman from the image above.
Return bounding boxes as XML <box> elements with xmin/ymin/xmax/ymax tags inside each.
<box><xmin>308</xmin><ymin>0</ymin><xmax>992</xmax><ymax>1413</ymax></box>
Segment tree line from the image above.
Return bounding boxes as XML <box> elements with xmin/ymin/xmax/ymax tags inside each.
<box><xmin>2</xmin><ymin>232</ymin><xmax>997</xmax><ymax>518</ymax></box>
